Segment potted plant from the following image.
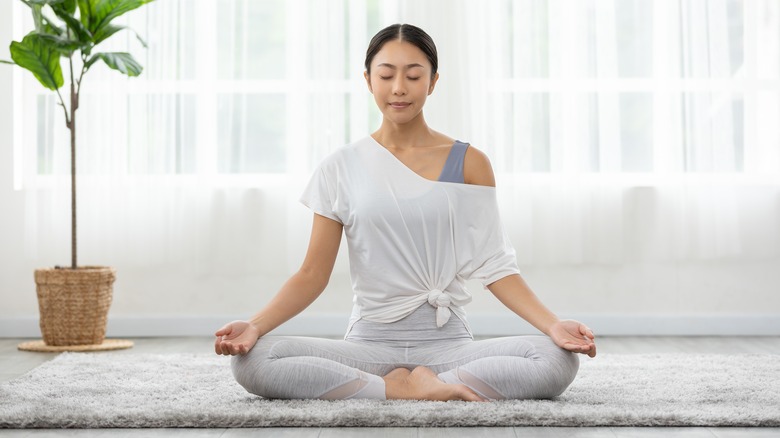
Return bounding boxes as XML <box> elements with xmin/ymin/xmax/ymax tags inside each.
<box><xmin>2</xmin><ymin>0</ymin><xmax>154</xmax><ymax>346</ymax></box>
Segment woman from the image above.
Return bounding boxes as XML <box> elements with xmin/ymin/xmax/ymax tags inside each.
<box><xmin>215</xmin><ymin>23</ymin><xmax>596</xmax><ymax>402</ymax></box>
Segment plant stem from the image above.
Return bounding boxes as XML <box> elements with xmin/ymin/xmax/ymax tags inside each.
<box><xmin>77</xmin><ymin>53</ymin><xmax>87</xmax><ymax>99</ymax></box>
<box><xmin>55</xmin><ymin>88</ymin><xmax>70</xmax><ymax>127</ymax></box>
<box><xmin>69</xmin><ymin>55</ymin><xmax>77</xmax><ymax>270</ymax></box>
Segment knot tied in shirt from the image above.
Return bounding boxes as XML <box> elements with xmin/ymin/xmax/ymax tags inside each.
<box><xmin>427</xmin><ymin>288</ymin><xmax>453</xmax><ymax>327</ymax></box>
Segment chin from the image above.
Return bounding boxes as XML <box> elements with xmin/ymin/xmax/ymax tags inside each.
<box><xmin>383</xmin><ymin>111</ymin><xmax>420</xmax><ymax>125</ymax></box>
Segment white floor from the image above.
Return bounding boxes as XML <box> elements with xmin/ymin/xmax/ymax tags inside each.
<box><xmin>1</xmin><ymin>336</ymin><xmax>779</xmax><ymax>437</ymax></box>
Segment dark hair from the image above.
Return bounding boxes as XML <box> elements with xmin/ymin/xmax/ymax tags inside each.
<box><xmin>364</xmin><ymin>24</ymin><xmax>438</xmax><ymax>79</ymax></box>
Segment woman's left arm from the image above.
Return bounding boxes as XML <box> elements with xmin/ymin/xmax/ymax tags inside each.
<box><xmin>464</xmin><ymin>146</ymin><xmax>595</xmax><ymax>357</ymax></box>
<box><xmin>487</xmin><ymin>274</ymin><xmax>597</xmax><ymax>357</ymax></box>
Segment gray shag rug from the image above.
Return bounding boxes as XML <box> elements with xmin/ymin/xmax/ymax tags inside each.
<box><xmin>1</xmin><ymin>352</ymin><xmax>778</xmax><ymax>428</ymax></box>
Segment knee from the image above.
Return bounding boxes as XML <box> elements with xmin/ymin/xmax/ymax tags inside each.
<box><xmin>512</xmin><ymin>337</ymin><xmax>579</xmax><ymax>399</ymax></box>
<box><xmin>230</xmin><ymin>339</ymin><xmax>278</xmax><ymax>398</ymax></box>
<box><xmin>493</xmin><ymin>338</ymin><xmax>580</xmax><ymax>400</ymax></box>
<box><xmin>541</xmin><ymin>347</ymin><xmax>579</xmax><ymax>398</ymax></box>
<box><xmin>230</xmin><ymin>349</ymin><xmax>264</xmax><ymax>396</ymax></box>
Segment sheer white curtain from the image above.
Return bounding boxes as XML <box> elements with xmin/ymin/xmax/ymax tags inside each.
<box><xmin>13</xmin><ymin>0</ymin><xmax>780</xmax><ymax>279</ymax></box>
<box><xmin>399</xmin><ymin>0</ymin><xmax>780</xmax><ymax>264</ymax></box>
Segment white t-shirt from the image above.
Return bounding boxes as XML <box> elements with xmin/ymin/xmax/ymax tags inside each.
<box><xmin>299</xmin><ymin>136</ymin><xmax>520</xmax><ymax>334</ymax></box>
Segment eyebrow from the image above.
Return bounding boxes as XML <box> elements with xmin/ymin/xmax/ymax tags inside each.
<box><xmin>376</xmin><ymin>63</ymin><xmax>424</xmax><ymax>70</ymax></box>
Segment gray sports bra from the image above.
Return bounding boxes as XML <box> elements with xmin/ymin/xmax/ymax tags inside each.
<box><xmin>437</xmin><ymin>140</ymin><xmax>469</xmax><ymax>184</ymax></box>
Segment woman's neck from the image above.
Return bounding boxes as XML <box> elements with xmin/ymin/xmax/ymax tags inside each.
<box><xmin>372</xmin><ymin>113</ymin><xmax>437</xmax><ymax>150</ymax></box>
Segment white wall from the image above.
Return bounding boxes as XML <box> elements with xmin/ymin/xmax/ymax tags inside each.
<box><xmin>1</xmin><ymin>1</ymin><xmax>778</xmax><ymax>337</ymax></box>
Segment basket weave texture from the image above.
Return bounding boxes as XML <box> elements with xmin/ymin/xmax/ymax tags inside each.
<box><xmin>34</xmin><ymin>266</ymin><xmax>116</xmax><ymax>346</ymax></box>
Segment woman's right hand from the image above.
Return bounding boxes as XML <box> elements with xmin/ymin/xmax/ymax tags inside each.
<box><xmin>214</xmin><ymin>320</ymin><xmax>261</xmax><ymax>355</ymax></box>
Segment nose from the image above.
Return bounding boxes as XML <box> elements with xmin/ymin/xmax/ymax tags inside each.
<box><xmin>392</xmin><ymin>76</ymin><xmax>406</xmax><ymax>95</ymax></box>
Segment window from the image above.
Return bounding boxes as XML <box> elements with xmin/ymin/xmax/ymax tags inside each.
<box><xmin>13</xmin><ymin>0</ymin><xmax>780</xmax><ymax>186</ymax></box>
<box><xmin>483</xmin><ymin>0</ymin><xmax>779</xmax><ymax>175</ymax></box>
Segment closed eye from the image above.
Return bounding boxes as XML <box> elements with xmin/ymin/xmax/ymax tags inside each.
<box><xmin>378</xmin><ymin>76</ymin><xmax>421</xmax><ymax>81</ymax></box>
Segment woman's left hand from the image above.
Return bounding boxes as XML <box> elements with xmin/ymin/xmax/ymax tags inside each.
<box><xmin>549</xmin><ymin>320</ymin><xmax>597</xmax><ymax>357</ymax></box>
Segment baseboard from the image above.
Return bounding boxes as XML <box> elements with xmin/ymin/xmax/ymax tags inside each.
<box><xmin>1</xmin><ymin>314</ymin><xmax>779</xmax><ymax>338</ymax></box>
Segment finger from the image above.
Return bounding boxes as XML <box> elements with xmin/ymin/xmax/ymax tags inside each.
<box><xmin>217</xmin><ymin>340</ymin><xmax>229</xmax><ymax>355</ymax></box>
<box><xmin>578</xmin><ymin>324</ymin><xmax>592</xmax><ymax>338</ymax></box>
<box><xmin>215</xmin><ymin>325</ymin><xmax>232</xmax><ymax>337</ymax></box>
<box><xmin>571</xmin><ymin>340</ymin><xmax>596</xmax><ymax>357</ymax></box>
<box><xmin>562</xmin><ymin>336</ymin><xmax>587</xmax><ymax>346</ymax></box>
<box><xmin>566</xmin><ymin>343</ymin><xmax>592</xmax><ymax>356</ymax></box>
<box><xmin>222</xmin><ymin>340</ymin><xmax>236</xmax><ymax>356</ymax></box>
<box><xmin>564</xmin><ymin>341</ymin><xmax>593</xmax><ymax>354</ymax></box>
<box><xmin>214</xmin><ymin>337</ymin><xmax>223</xmax><ymax>355</ymax></box>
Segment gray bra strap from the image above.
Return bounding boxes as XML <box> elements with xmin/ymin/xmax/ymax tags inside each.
<box><xmin>438</xmin><ymin>140</ymin><xmax>469</xmax><ymax>184</ymax></box>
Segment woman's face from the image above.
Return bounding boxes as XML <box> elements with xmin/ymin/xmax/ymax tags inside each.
<box><xmin>364</xmin><ymin>39</ymin><xmax>439</xmax><ymax>125</ymax></box>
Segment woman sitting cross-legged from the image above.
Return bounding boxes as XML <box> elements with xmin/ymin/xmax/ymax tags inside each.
<box><xmin>215</xmin><ymin>23</ymin><xmax>596</xmax><ymax>402</ymax></box>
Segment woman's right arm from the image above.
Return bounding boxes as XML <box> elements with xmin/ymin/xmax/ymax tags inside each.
<box><xmin>214</xmin><ymin>213</ymin><xmax>344</xmax><ymax>355</ymax></box>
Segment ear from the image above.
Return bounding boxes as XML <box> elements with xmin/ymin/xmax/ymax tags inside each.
<box><xmin>364</xmin><ymin>70</ymin><xmax>373</xmax><ymax>93</ymax></box>
<box><xmin>428</xmin><ymin>72</ymin><xmax>440</xmax><ymax>95</ymax></box>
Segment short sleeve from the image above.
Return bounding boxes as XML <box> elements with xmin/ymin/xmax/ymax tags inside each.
<box><xmin>456</xmin><ymin>191</ymin><xmax>521</xmax><ymax>289</ymax></box>
<box><xmin>299</xmin><ymin>166</ymin><xmax>342</xmax><ymax>223</ymax></box>
<box><xmin>467</xmin><ymin>228</ymin><xmax>521</xmax><ymax>288</ymax></box>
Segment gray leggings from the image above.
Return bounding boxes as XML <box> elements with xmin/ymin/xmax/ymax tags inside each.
<box><xmin>231</xmin><ymin>304</ymin><xmax>578</xmax><ymax>400</ymax></box>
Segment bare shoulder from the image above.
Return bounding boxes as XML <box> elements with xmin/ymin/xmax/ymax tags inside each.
<box><xmin>463</xmin><ymin>144</ymin><xmax>496</xmax><ymax>187</ymax></box>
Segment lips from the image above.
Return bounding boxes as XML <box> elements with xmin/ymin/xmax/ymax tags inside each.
<box><xmin>390</xmin><ymin>102</ymin><xmax>410</xmax><ymax>108</ymax></box>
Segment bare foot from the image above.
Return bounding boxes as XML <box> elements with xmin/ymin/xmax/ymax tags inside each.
<box><xmin>383</xmin><ymin>366</ymin><xmax>485</xmax><ymax>401</ymax></box>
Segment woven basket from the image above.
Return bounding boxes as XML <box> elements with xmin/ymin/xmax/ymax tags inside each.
<box><xmin>34</xmin><ymin>266</ymin><xmax>116</xmax><ymax>346</ymax></box>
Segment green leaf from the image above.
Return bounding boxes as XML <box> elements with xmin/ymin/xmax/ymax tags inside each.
<box><xmin>51</xmin><ymin>4</ymin><xmax>92</xmax><ymax>43</ymax></box>
<box><xmin>44</xmin><ymin>21</ymin><xmax>65</xmax><ymax>36</ymax></box>
<box><xmin>31</xmin><ymin>4</ymin><xmax>45</xmax><ymax>33</ymax></box>
<box><xmin>88</xmin><ymin>52</ymin><xmax>142</xmax><ymax>76</ymax></box>
<box><xmin>62</xmin><ymin>0</ymin><xmax>77</xmax><ymax>14</ymax></box>
<box><xmin>9</xmin><ymin>33</ymin><xmax>64</xmax><ymax>90</ymax></box>
<box><xmin>92</xmin><ymin>23</ymin><xmax>148</xmax><ymax>48</ymax></box>
<box><xmin>85</xmin><ymin>0</ymin><xmax>155</xmax><ymax>38</ymax></box>
<box><xmin>29</xmin><ymin>3</ymin><xmax>66</xmax><ymax>37</ymax></box>
<box><xmin>92</xmin><ymin>23</ymin><xmax>124</xmax><ymax>45</ymax></box>
<box><xmin>26</xmin><ymin>0</ymin><xmax>67</xmax><ymax>4</ymax></box>
<box><xmin>25</xmin><ymin>0</ymin><xmax>68</xmax><ymax>6</ymax></box>
<box><xmin>38</xmin><ymin>33</ymin><xmax>88</xmax><ymax>56</ymax></box>
<box><xmin>77</xmin><ymin>0</ymin><xmax>95</xmax><ymax>30</ymax></box>
<box><xmin>134</xmin><ymin>30</ymin><xmax>147</xmax><ymax>48</ymax></box>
